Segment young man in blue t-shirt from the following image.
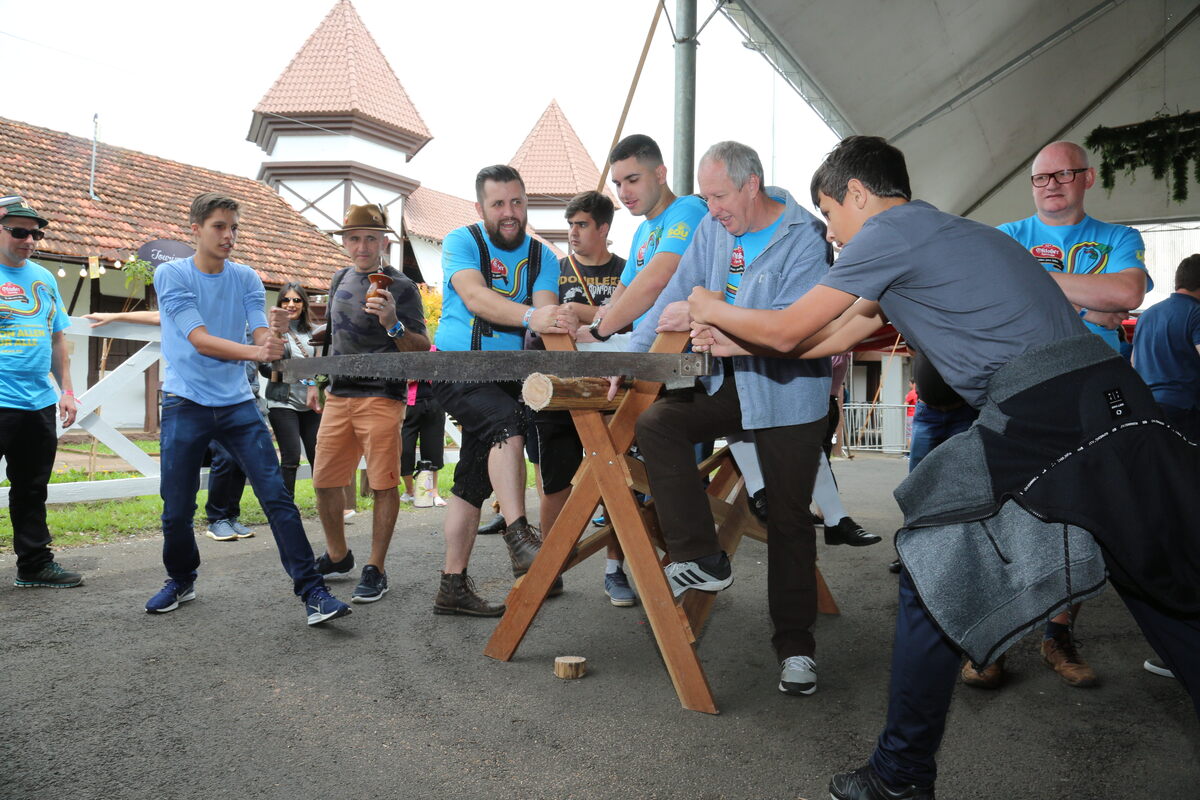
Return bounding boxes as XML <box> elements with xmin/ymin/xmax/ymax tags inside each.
<box><xmin>0</xmin><ymin>194</ymin><xmax>82</xmax><ymax>589</ymax></box>
<box><xmin>588</xmin><ymin>134</ymin><xmax>706</xmax><ymax>343</ymax></box>
<box><xmin>1133</xmin><ymin>253</ymin><xmax>1200</xmax><ymax>439</ymax></box>
<box><xmin>149</xmin><ymin>192</ymin><xmax>350</xmax><ymax>626</ymax></box>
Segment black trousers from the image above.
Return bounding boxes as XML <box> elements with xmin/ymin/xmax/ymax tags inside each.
<box><xmin>0</xmin><ymin>405</ymin><xmax>58</xmax><ymax>574</ymax></box>
<box><xmin>636</xmin><ymin>374</ymin><xmax>826</xmax><ymax>660</ymax></box>
<box><xmin>400</xmin><ymin>396</ymin><xmax>446</xmax><ymax>475</ymax></box>
<box><xmin>267</xmin><ymin>406</ymin><xmax>321</xmax><ymax>497</ymax></box>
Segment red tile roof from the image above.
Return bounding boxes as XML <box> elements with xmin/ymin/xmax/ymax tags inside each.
<box><xmin>401</xmin><ymin>186</ymin><xmax>563</xmax><ymax>258</ymax></box>
<box><xmin>254</xmin><ymin>0</ymin><xmax>431</xmax><ymax>147</ymax></box>
<box><xmin>402</xmin><ymin>186</ymin><xmax>478</xmax><ymax>244</ymax></box>
<box><xmin>0</xmin><ymin>115</ymin><xmax>348</xmax><ymax>291</ymax></box>
<box><xmin>509</xmin><ymin>101</ymin><xmax>606</xmax><ymax>199</ymax></box>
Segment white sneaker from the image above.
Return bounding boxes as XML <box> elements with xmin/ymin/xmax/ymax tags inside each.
<box><xmin>663</xmin><ymin>555</ymin><xmax>732</xmax><ymax>597</ymax></box>
<box><xmin>400</xmin><ymin>493</ymin><xmax>415</xmax><ymax>503</ymax></box>
<box><xmin>779</xmin><ymin>655</ymin><xmax>817</xmax><ymax>695</ymax></box>
<box><xmin>1144</xmin><ymin>657</ymin><xmax>1174</xmax><ymax>678</ymax></box>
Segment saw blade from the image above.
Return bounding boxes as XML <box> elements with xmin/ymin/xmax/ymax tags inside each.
<box><xmin>277</xmin><ymin>351</ymin><xmax>711</xmax><ymax>388</ymax></box>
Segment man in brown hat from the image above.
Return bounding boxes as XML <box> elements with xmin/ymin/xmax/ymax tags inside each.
<box><xmin>312</xmin><ymin>203</ymin><xmax>430</xmax><ymax>604</ymax></box>
<box><xmin>0</xmin><ymin>194</ymin><xmax>82</xmax><ymax>588</ymax></box>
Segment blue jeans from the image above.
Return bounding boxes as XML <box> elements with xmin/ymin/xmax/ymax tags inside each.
<box><xmin>907</xmin><ymin>402</ymin><xmax>979</xmax><ymax>473</ymax></box>
<box><xmin>159</xmin><ymin>394</ymin><xmax>323</xmax><ymax>599</ymax></box>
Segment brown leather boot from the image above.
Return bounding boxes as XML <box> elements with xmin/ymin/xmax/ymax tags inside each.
<box><xmin>1041</xmin><ymin>633</ymin><xmax>1099</xmax><ymax>687</ymax></box>
<box><xmin>960</xmin><ymin>655</ymin><xmax>1006</xmax><ymax>689</ymax></box>
<box><xmin>433</xmin><ymin>571</ymin><xmax>505</xmax><ymax>617</ymax></box>
<box><xmin>502</xmin><ymin>517</ymin><xmax>542</xmax><ymax>577</ymax></box>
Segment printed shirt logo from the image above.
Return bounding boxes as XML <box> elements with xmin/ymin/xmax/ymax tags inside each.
<box><xmin>666</xmin><ymin>221</ymin><xmax>691</xmax><ymax>241</ymax></box>
<box><xmin>489</xmin><ymin>257</ymin><xmax>531</xmax><ymax>299</ymax></box>
<box><xmin>1032</xmin><ymin>244</ymin><xmax>1063</xmax><ymax>261</ymax></box>
<box><xmin>0</xmin><ymin>282</ymin><xmax>29</xmax><ymax>303</ymax></box>
<box><xmin>729</xmin><ymin>245</ymin><xmax>745</xmax><ymax>273</ymax></box>
<box><xmin>636</xmin><ymin>228</ymin><xmax>661</xmax><ymax>267</ymax></box>
<box><xmin>1065</xmin><ymin>241</ymin><xmax>1112</xmax><ymax>275</ymax></box>
<box><xmin>489</xmin><ymin>257</ymin><xmax>508</xmax><ymax>280</ymax></box>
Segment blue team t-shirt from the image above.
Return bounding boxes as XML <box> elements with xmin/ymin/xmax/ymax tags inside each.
<box><xmin>0</xmin><ymin>259</ymin><xmax>71</xmax><ymax>410</ymax></box>
<box><xmin>1132</xmin><ymin>292</ymin><xmax>1200</xmax><ymax>411</ymax></box>
<box><xmin>155</xmin><ymin>257</ymin><xmax>269</xmax><ymax>407</ymax></box>
<box><xmin>436</xmin><ymin>223</ymin><xmax>559</xmax><ymax>352</ymax></box>
<box><xmin>725</xmin><ymin>201</ymin><xmax>785</xmax><ymax>302</ymax></box>
<box><xmin>997</xmin><ymin>214</ymin><xmax>1151</xmax><ymax>352</ymax></box>
<box><xmin>620</xmin><ymin>195</ymin><xmax>707</xmax><ymax>329</ymax></box>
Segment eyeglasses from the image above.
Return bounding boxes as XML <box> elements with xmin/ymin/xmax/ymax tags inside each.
<box><xmin>280</xmin><ymin>297</ymin><xmax>303</xmax><ymax>305</ymax></box>
<box><xmin>1031</xmin><ymin>168</ymin><xmax>1089</xmax><ymax>188</ymax></box>
<box><xmin>1</xmin><ymin>225</ymin><xmax>45</xmax><ymax>241</ymax></box>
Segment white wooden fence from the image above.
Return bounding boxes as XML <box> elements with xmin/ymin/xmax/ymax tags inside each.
<box><xmin>0</xmin><ymin>318</ymin><xmax>462</xmax><ymax>507</ymax></box>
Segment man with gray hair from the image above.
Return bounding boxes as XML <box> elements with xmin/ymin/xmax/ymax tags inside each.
<box><xmin>626</xmin><ymin>141</ymin><xmax>835</xmax><ymax>695</ymax></box>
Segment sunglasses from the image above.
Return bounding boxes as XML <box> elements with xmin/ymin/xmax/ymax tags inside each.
<box><xmin>2</xmin><ymin>225</ymin><xmax>45</xmax><ymax>241</ymax></box>
<box><xmin>280</xmin><ymin>297</ymin><xmax>304</xmax><ymax>305</ymax></box>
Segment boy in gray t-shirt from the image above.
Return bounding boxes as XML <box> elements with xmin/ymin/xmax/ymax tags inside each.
<box><xmin>688</xmin><ymin>136</ymin><xmax>1199</xmax><ymax>800</ymax></box>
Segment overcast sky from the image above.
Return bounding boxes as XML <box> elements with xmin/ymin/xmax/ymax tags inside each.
<box><xmin>1</xmin><ymin>0</ymin><xmax>838</xmax><ymax>253</ymax></box>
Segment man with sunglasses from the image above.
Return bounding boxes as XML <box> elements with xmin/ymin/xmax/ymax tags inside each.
<box><xmin>958</xmin><ymin>142</ymin><xmax>1152</xmax><ymax>690</ymax></box>
<box><xmin>0</xmin><ymin>195</ymin><xmax>82</xmax><ymax>588</ymax></box>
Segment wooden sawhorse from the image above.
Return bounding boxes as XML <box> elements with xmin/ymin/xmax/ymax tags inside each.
<box><xmin>483</xmin><ymin>331</ymin><xmax>838</xmax><ymax>713</ymax></box>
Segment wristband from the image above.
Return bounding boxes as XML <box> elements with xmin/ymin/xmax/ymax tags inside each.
<box><xmin>299</xmin><ymin>379</ymin><xmax>317</xmax><ymax>387</ymax></box>
<box><xmin>386</xmin><ymin>320</ymin><xmax>406</xmax><ymax>339</ymax></box>
<box><xmin>63</xmin><ymin>390</ymin><xmax>76</xmax><ymax>397</ymax></box>
<box><xmin>522</xmin><ymin>306</ymin><xmax>536</xmax><ymax>329</ymax></box>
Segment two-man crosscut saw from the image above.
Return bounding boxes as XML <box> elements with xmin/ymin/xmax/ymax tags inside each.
<box><xmin>278</xmin><ymin>351</ymin><xmax>713</xmax><ymax>390</ymax></box>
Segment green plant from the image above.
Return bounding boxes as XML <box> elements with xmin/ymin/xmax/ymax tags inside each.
<box><xmin>121</xmin><ymin>257</ymin><xmax>155</xmax><ymax>293</ymax></box>
<box><xmin>1085</xmin><ymin>111</ymin><xmax>1200</xmax><ymax>203</ymax></box>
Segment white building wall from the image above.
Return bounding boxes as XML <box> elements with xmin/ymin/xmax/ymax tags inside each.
<box><xmin>409</xmin><ymin>237</ymin><xmax>444</xmax><ymax>290</ymax></box>
<box><xmin>268</xmin><ymin>133</ymin><xmax>411</xmax><ymax>175</ymax></box>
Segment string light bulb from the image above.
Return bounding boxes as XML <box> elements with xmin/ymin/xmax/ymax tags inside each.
<box><xmin>79</xmin><ymin>268</ymin><xmax>87</xmax><ymax>277</ymax></box>
<box><xmin>57</xmin><ymin>267</ymin><xmax>66</xmax><ymax>278</ymax></box>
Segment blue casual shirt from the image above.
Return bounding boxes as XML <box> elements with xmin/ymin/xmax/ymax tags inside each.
<box><xmin>632</xmin><ymin>188</ymin><xmax>832</xmax><ymax>429</ymax></box>
<box><xmin>1133</xmin><ymin>292</ymin><xmax>1200</xmax><ymax>411</ymax></box>
<box><xmin>620</xmin><ymin>195</ymin><xmax>707</xmax><ymax>330</ymax></box>
<box><xmin>725</xmin><ymin>202</ymin><xmax>784</xmax><ymax>302</ymax></box>
<box><xmin>155</xmin><ymin>257</ymin><xmax>268</xmax><ymax>406</ymax></box>
<box><xmin>997</xmin><ymin>214</ymin><xmax>1151</xmax><ymax>352</ymax></box>
<box><xmin>0</xmin><ymin>259</ymin><xmax>70</xmax><ymax>410</ymax></box>
<box><xmin>436</xmin><ymin>223</ymin><xmax>559</xmax><ymax>352</ymax></box>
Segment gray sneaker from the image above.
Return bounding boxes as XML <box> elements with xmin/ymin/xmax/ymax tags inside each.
<box><xmin>205</xmin><ymin>519</ymin><xmax>238</xmax><ymax>541</ymax></box>
<box><xmin>228</xmin><ymin>518</ymin><xmax>254</xmax><ymax>539</ymax></box>
<box><xmin>604</xmin><ymin>568</ymin><xmax>637</xmax><ymax>607</ymax></box>
<box><xmin>779</xmin><ymin>655</ymin><xmax>817</xmax><ymax>696</ymax></box>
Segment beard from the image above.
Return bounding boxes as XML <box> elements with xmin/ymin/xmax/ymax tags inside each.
<box><xmin>484</xmin><ymin>214</ymin><xmax>526</xmax><ymax>250</ymax></box>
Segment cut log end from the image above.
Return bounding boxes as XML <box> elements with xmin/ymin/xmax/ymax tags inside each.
<box><xmin>553</xmin><ymin>655</ymin><xmax>587</xmax><ymax>679</ymax></box>
<box><xmin>521</xmin><ymin>373</ymin><xmax>627</xmax><ymax>411</ymax></box>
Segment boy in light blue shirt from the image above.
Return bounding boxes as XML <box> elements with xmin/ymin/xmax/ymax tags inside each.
<box><xmin>149</xmin><ymin>192</ymin><xmax>350</xmax><ymax>626</ymax></box>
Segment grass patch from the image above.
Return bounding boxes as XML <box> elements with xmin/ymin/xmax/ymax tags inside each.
<box><xmin>58</xmin><ymin>440</ymin><xmax>161</xmax><ymax>457</ymax></box>
<box><xmin>0</xmin><ymin>461</ymin><xmax>533</xmax><ymax>553</ymax></box>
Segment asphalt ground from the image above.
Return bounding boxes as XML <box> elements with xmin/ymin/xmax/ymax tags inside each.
<box><xmin>3</xmin><ymin>454</ymin><xmax>1197</xmax><ymax>800</ymax></box>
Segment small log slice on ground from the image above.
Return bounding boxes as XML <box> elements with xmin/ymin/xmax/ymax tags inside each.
<box><xmin>553</xmin><ymin>656</ymin><xmax>587</xmax><ymax>679</ymax></box>
<box><xmin>521</xmin><ymin>374</ymin><xmax>629</xmax><ymax>411</ymax></box>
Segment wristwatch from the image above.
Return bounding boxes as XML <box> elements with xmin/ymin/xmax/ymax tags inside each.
<box><xmin>386</xmin><ymin>320</ymin><xmax>406</xmax><ymax>339</ymax></box>
<box><xmin>588</xmin><ymin>316</ymin><xmax>613</xmax><ymax>342</ymax></box>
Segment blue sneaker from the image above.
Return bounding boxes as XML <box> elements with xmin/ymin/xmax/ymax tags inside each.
<box><xmin>604</xmin><ymin>568</ymin><xmax>637</xmax><ymax>607</ymax></box>
<box><xmin>229</xmin><ymin>518</ymin><xmax>254</xmax><ymax>539</ymax></box>
<box><xmin>146</xmin><ymin>579</ymin><xmax>196</xmax><ymax>613</ymax></box>
<box><xmin>351</xmin><ymin>565</ymin><xmax>388</xmax><ymax>604</ymax></box>
<box><xmin>305</xmin><ymin>586</ymin><xmax>352</xmax><ymax>626</ymax></box>
<box><xmin>205</xmin><ymin>519</ymin><xmax>238</xmax><ymax>541</ymax></box>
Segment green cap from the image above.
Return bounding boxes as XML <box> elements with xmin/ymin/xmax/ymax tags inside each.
<box><xmin>0</xmin><ymin>195</ymin><xmax>49</xmax><ymax>228</ymax></box>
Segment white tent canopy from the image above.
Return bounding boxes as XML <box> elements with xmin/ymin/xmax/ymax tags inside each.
<box><xmin>722</xmin><ymin>0</ymin><xmax>1200</xmax><ymax>225</ymax></box>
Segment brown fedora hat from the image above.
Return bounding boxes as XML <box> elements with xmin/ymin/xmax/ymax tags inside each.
<box><xmin>334</xmin><ymin>203</ymin><xmax>395</xmax><ymax>235</ymax></box>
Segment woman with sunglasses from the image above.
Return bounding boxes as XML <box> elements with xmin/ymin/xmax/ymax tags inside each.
<box><xmin>263</xmin><ymin>282</ymin><xmax>321</xmax><ymax>498</ymax></box>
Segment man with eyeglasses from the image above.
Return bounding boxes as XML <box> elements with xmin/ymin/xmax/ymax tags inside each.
<box><xmin>958</xmin><ymin>142</ymin><xmax>1152</xmax><ymax>691</ymax></box>
<box><xmin>0</xmin><ymin>194</ymin><xmax>83</xmax><ymax>588</ymax></box>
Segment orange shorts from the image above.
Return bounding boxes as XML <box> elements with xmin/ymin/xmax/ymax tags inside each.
<box><xmin>312</xmin><ymin>394</ymin><xmax>406</xmax><ymax>490</ymax></box>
